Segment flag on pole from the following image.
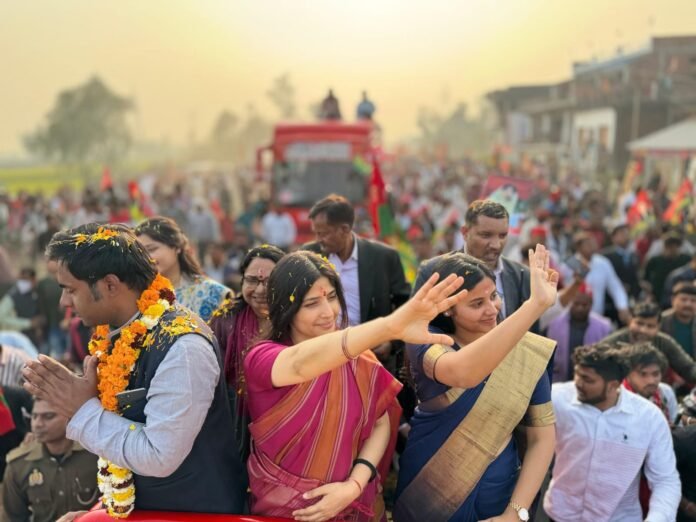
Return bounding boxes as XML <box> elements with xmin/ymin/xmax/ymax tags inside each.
<box><xmin>368</xmin><ymin>157</ymin><xmax>417</xmax><ymax>282</ymax></box>
<box><xmin>662</xmin><ymin>178</ymin><xmax>693</xmax><ymax>225</ymax></box>
<box><xmin>368</xmin><ymin>157</ymin><xmax>395</xmax><ymax>237</ymax></box>
<box><xmin>0</xmin><ymin>388</ymin><xmax>15</xmax><ymax>436</ymax></box>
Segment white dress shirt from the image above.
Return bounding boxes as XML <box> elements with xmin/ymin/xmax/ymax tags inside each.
<box><xmin>67</xmin><ymin>333</ymin><xmax>219</xmax><ymax>477</ymax></box>
<box><xmin>561</xmin><ymin>254</ymin><xmax>629</xmax><ymax>315</ymax></box>
<box><xmin>545</xmin><ymin>382</ymin><xmax>681</xmax><ymax>522</ymax></box>
<box><xmin>658</xmin><ymin>382</ymin><xmax>679</xmax><ymax>425</ymax></box>
<box><xmin>261</xmin><ymin>211</ymin><xmax>297</xmax><ymax>248</ymax></box>
<box><xmin>0</xmin><ymin>344</ymin><xmax>32</xmax><ymax>388</ymax></box>
<box><xmin>329</xmin><ymin>235</ymin><xmax>361</xmax><ymax>326</ymax></box>
<box><xmin>493</xmin><ymin>258</ymin><xmax>507</xmax><ymax>319</ymax></box>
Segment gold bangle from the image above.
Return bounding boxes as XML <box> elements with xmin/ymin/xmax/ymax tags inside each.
<box><xmin>341</xmin><ymin>327</ymin><xmax>358</xmax><ymax>360</ymax></box>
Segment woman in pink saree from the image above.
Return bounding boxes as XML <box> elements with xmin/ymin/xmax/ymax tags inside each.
<box><xmin>244</xmin><ymin>251</ymin><xmax>467</xmax><ymax>522</ymax></box>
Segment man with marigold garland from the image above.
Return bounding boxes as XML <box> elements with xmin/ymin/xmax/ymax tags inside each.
<box><xmin>21</xmin><ymin>223</ymin><xmax>247</xmax><ymax>518</ymax></box>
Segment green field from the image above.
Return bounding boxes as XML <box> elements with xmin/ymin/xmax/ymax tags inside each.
<box><xmin>0</xmin><ymin>161</ymin><xmax>158</xmax><ymax>195</ymax></box>
<box><xmin>0</xmin><ymin>165</ymin><xmax>90</xmax><ymax>194</ymax></box>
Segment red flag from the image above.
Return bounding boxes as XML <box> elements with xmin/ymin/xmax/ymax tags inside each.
<box><xmin>626</xmin><ymin>189</ymin><xmax>653</xmax><ymax>228</ymax></box>
<box><xmin>127</xmin><ymin>180</ymin><xmax>140</xmax><ymax>200</ymax></box>
<box><xmin>662</xmin><ymin>178</ymin><xmax>693</xmax><ymax>224</ymax></box>
<box><xmin>0</xmin><ymin>387</ymin><xmax>15</xmax><ymax>436</ymax></box>
<box><xmin>100</xmin><ymin>166</ymin><xmax>113</xmax><ymax>191</ymax></box>
<box><xmin>368</xmin><ymin>157</ymin><xmax>386</xmax><ymax>236</ymax></box>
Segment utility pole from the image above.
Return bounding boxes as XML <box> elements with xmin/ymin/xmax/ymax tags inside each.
<box><xmin>631</xmin><ymin>87</ymin><xmax>641</xmax><ymax>141</ymax></box>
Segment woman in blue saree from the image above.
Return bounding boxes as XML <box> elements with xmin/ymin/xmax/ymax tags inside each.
<box><xmin>395</xmin><ymin>247</ymin><xmax>558</xmax><ymax>522</ymax></box>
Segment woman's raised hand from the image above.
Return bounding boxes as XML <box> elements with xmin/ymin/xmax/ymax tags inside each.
<box><xmin>528</xmin><ymin>243</ymin><xmax>559</xmax><ymax>310</ymax></box>
<box><xmin>384</xmin><ymin>273</ymin><xmax>467</xmax><ymax>346</ymax></box>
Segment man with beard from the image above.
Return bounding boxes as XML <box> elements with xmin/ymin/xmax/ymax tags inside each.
<box><xmin>414</xmin><ymin>200</ymin><xmax>533</xmax><ymax>323</ymax></box>
<box><xmin>621</xmin><ymin>343</ymin><xmax>679</xmax><ymax>518</ymax></box>
<box><xmin>2</xmin><ymin>398</ymin><xmax>99</xmax><ymax>522</ymax></box>
<box><xmin>544</xmin><ymin>343</ymin><xmax>680</xmax><ymax>521</ymax></box>
<box><xmin>603</xmin><ymin>302</ymin><xmax>696</xmax><ymax>383</ymax></box>
<box><xmin>661</xmin><ymin>281</ymin><xmax>696</xmax><ymax>358</ymax></box>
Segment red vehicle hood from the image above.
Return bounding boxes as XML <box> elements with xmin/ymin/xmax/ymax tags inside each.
<box><xmin>79</xmin><ymin>510</ymin><xmax>289</xmax><ymax>522</ymax></box>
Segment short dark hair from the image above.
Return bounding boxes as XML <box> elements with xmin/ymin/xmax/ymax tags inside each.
<box><xmin>19</xmin><ymin>267</ymin><xmax>36</xmax><ymax>279</ymax></box>
<box><xmin>572</xmin><ymin>231</ymin><xmax>593</xmax><ymax>250</ymax></box>
<box><xmin>429</xmin><ymin>253</ymin><xmax>496</xmax><ymax>334</ymax></box>
<box><xmin>519</xmin><ymin>242</ymin><xmax>537</xmax><ymax>263</ymax></box>
<box><xmin>664</xmin><ymin>233</ymin><xmax>683</xmax><ymax>248</ymax></box>
<box><xmin>464</xmin><ymin>200</ymin><xmax>508</xmax><ymax>227</ymax></box>
<box><xmin>630</xmin><ymin>302</ymin><xmax>660</xmax><ymax>320</ymax></box>
<box><xmin>611</xmin><ymin>224</ymin><xmax>630</xmax><ymax>237</ymax></box>
<box><xmin>265</xmin><ymin>251</ymin><xmax>348</xmax><ymax>342</ymax></box>
<box><xmin>573</xmin><ymin>343</ymin><xmax>630</xmax><ymax>382</ymax></box>
<box><xmin>134</xmin><ymin>216</ymin><xmax>203</xmax><ymax>278</ymax></box>
<box><xmin>227</xmin><ymin>244</ymin><xmax>285</xmax><ymax>315</ymax></box>
<box><xmin>672</xmin><ymin>281</ymin><xmax>696</xmax><ymax>297</ymax></box>
<box><xmin>46</xmin><ymin>223</ymin><xmax>157</xmax><ymax>293</ymax></box>
<box><xmin>308</xmin><ymin>194</ymin><xmax>355</xmax><ymax>227</ymax></box>
<box><xmin>622</xmin><ymin>342</ymin><xmax>668</xmax><ymax>374</ymax></box>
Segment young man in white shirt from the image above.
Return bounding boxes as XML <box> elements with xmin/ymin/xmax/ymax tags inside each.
<box><xmin>545</xmin><ymin>343</ymin><xmax>680</xmax><ymax>522</ymax></box>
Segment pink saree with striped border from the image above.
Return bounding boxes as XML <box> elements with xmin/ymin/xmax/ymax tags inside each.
<box><xmin>246</xmin><ymin>342</ymin><xmax>402</xmax><ymax>521</ymax></box>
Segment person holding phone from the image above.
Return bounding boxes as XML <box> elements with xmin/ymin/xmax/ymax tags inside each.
<box><xmin>561</xmin><ymin>232</ymin><xmax>630</xmax><ymax>325</ymax></box>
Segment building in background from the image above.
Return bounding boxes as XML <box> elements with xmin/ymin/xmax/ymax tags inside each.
<box><xmin>486</xmin><ymin>35</ymin><xmax>696</xmax><ymax>180</ymax></box>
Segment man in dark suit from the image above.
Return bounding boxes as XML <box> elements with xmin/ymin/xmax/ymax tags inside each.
<box><xmin>661</xmin><ymin>281</ymin><xmax>696</xmax><ymax>359</ymax></box>
<box><xmin>303</xmin><ymin>194</ymin><xmax>411</xmax><ymax>361</ymax></box>
<box><xmin>662</xmin><ymin>253</ymin><xmax>696</xmax><ymax>308</ymax></box>
<box><xmin>413</xmin><ymin>199</ymin><xmax>534</xmax><ymax>325</ymax></box>
<box><xmin>602</xmin><ymin>224</ymin><xmax>641</xmax><ymax>321</ymax></box>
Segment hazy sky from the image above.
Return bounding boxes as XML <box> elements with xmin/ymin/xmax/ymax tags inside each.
<box><xmin>2</xmin><ymin>0</ymin><xmax>696</xmax><ymax>157</ymax></box>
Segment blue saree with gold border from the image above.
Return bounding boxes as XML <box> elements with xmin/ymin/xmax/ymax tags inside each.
<box><xmin>394</xmin><ymin>331</ymin><xmax>555</xmax><ymax>522</ymax></box>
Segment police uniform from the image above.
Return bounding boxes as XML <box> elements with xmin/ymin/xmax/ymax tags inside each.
<box><xmin>1</xmin><ymin>440</ymin><xmax>98</xmax><ymax>522</ymax></box>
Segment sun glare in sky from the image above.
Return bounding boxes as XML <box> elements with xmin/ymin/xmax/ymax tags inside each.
<box><xmin>1</xmin><ymin>0</ymin><xmax>696</xmax><ymax>156</ymax></box>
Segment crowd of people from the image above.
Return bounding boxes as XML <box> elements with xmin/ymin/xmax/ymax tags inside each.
<box><xmin>0</xmin><ymin>160</ymin><xmax>695</xmax><ymax>521</ymax></box>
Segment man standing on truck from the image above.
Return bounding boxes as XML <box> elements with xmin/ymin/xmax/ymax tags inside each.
<box><xmin>319</xmin><ymin>89</ymin><xmax>342</xmax><ymax>120</ymax></box>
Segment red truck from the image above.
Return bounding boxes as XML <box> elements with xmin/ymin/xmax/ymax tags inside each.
<box><xmin>257</xmin><ymin>121</ymin><xmax>375</xmax><ymax>243</ymax></box>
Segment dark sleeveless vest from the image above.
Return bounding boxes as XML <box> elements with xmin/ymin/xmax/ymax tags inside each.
<box><xmin>121</xmin><ymin>305</ymin><xmax>247</xmax><ymax>513</ymax></box>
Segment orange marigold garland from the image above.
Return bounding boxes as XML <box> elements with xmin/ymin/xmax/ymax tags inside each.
<box><xmin>88</xmin><ymin>273</ymin><xmax>176</xmax><ymax>518</ymax></box>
